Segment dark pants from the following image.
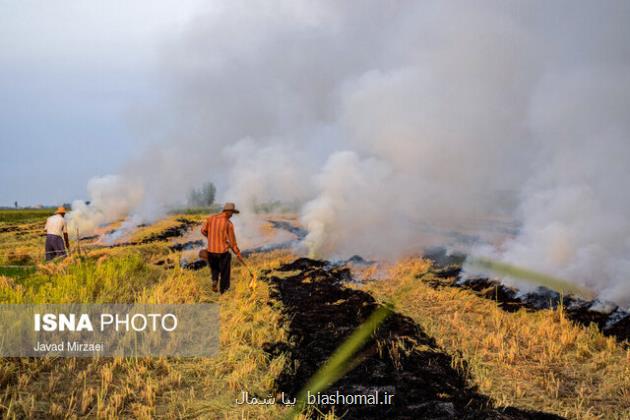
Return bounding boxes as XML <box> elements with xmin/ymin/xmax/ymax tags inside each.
<box><xmin>208</xmin><ymin>252</ymin><xmax>231</xmax><ymax>293</ymax></box>
<box><xmin>45</xmin><ymin>234</ymin><xmax>67</xmax><ymax>261</ymax></box>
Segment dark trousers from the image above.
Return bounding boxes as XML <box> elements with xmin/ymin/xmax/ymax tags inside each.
<box><xmin>45</xmin><ymin>234</ymin><xmax>67</xmax><ymax>261</ymax></box>
<box><xmin>208</xmin><ymin>252</ymin><xmax>231</xmax><ymax>293</ymax></box>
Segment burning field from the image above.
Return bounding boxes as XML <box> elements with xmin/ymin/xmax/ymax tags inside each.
<box><xmin>0</xmin><ymin>209</ymin><xmax>628</xmax><ymax>419</ymax></box>
<box><xmin>5</xmin><ymin>1</ymin><xmax>630</xmax><ymax>419</ymax></box>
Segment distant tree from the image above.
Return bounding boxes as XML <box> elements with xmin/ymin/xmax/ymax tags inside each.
<box><xmin>188</xmin><ymin>182</ymin><xmax>216</xmax><ymax>207</ymax></box>
<box><xmin>14</xmin><ymin>201</ymin><xmax>18</xmax><ymax>209</ymax></box>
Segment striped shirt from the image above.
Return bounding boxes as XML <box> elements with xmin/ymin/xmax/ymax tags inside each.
<box><xmin>201</xmin><ymin>212</ymin><xmax>240</xmax><ymax>255</ymax></box>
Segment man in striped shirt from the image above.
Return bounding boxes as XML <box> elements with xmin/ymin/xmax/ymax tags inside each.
<box><xmin>201</xmin><ymin>202</ymin><xmax>242</xmax><ymax>293</ymax></box>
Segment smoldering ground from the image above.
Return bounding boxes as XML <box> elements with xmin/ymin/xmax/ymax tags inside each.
<box><xmin>69</xmin><ymin>1</ymin><xmax>630</xmax><ymax>305</ymax></box>
<box><xmin>262</xmin><ymin>258</ymin><xmax>564</xmax><ymax>419</ymax></box>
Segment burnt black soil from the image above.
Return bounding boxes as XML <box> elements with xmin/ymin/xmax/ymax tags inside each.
<box><xmin>136</xmin><ymin>218</ymin><xmax>197</xmax><ymax>244</ymax></box>
<box><xmin>240</xmin><ymin>220</ymin><xmax>307</xmax><ymax>257</ymax></box>
<box><xmin>264</xmin><ymin>258</ymin><xmax>563</xmax><ymax>420</ymax></box>
<box><xmin>424</xmin><ymin>248</ymin><xmax>630</xmax><ymax>344</ymax></box>
<box><xmin>267</xmin><ymin>220</ymin><xmax>307</xmax><ymax>240</ymax></box>
<box><xmin>110</xmin><ymin>218</ymin><xmax>198</xmax><ymax>248</ymax></box>
<box><xmin>169</xmin><ymin>239</ymin><xmax>205</xmax><ymax>252</ymax></box>
<box><xmin>0</xmin><ymin>226</ymin><xmax>22</xmax><ymax>233</ymax></box>
<box><xmin>0</xmin><ymin>223</ymin><xmax>41</xmax><ymax>236</ymax></box>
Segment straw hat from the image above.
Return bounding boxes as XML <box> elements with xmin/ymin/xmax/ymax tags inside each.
<box><xmin>222</xmin><ymin>202</ymin><xmax>240</xmax><ymax>214</ymax></box>
<box><xmin>55</xmin><ymin>206</ymin><xmax>67</xmax><ymax>215</ymax></box>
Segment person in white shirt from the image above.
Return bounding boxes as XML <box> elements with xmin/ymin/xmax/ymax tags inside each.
<box><xmin>44</xmin><ymin>207</ymin><xmax>70</xmax><ymax>260</ymax></box>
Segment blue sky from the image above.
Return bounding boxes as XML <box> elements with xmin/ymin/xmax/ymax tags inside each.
<box><xmin>0</xmin><ymin>0</ymin><xmax>204</xmax><ymax>206</ymax></box>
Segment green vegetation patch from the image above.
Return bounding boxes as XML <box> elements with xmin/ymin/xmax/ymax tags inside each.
<box><xmin>168</xmin><ymin>205</ymin><xmax>222</xmax><ymax>215</ymax></box>
<box><xmin>0</xmin><ymin>265</ymin><xmax>36</xmax><ymax>279</ymax></box>
<box><xmin>0</xmin><ymin>208</ymin><xmax>53</xmax><ymax>224</ymax></box>
<box><xmin>0</xmin><ymin>252</ymin><xmax>163</xmax><ymax>304</ymax></box>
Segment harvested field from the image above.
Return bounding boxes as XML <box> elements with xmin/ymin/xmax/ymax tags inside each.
<box><xmin>424</xmin><ymin>248</ymin><xmax>630</xmax><ymax>344</ymax></box>
<box><xmin>109</xmin><ymin>217</ymin><xmax>199</xmax><ymax>247</ymax></box>
<box><xmin>1</xmin><ymin>213</ymin><xmax>628</xmax><ymax>419</ymax></box>
<box><xmin>264</xmin><ymin>258</ymin><xmax>562</xmax><ymax>419</ymax></box>
<box><xmin>361</xmin><ymin>258</ymin><xmax>630</xmax><ymax>419</ymax></box>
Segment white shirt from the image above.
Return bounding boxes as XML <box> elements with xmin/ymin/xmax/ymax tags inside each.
<box><xmin>45</xmin><ymin>214</ymin><xmax>67</xmax><ymax>237</ymax></box>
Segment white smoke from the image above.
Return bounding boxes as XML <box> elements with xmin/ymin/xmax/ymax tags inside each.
<box><xmin>490</xmin><ymin>69</ymin><xmax>630</xmax><ymax>303</ymax></box>
<box><xmin>70</xmin><ymin>1</ymin><xmax>630</xmax><ymax>303</ymax></box>
<box><xmin>302</xmin><ymin>151</ymin><xmax>395</xmax><ymax>257</ymax></box>
<box><xmin>222</xmin><ymin>138</ymin><xmax>317</xmax><ymax>210</ymax></box>
<box><xmin>66</xmin><ymin>175</ymin><xmax>143</xmax><ymax>238</ymax></box>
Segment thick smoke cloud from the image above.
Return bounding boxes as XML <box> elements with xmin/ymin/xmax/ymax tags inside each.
<box><xmin>73</xmin><ymin>1</ymin><xmax>630</xmax><ymax>304</ymax></box>
<box><xmin>67</xmin><ymin>175</ymin><xmax>143</xmax><ymax>237</ymax></box>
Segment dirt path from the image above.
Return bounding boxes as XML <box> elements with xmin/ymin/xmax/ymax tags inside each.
<box><xmin>263</xmin><ymin>258</ymin><xmax>563</xmax><ymax>419</ymax></box>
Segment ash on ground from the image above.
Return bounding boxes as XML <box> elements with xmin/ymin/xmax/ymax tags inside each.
<box><xmin>424</xmin><ymin>247</ymin><xmax>630</xmax><ymax>344</ymax></box>
<box><xmin>263</xmin><ymin>258</ymin><xmax>563</xmax><ymax>420</ymax></box>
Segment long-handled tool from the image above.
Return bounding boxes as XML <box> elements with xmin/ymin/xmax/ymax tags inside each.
<box><xmin>236</xmin><ymin>253</ymin><xmax>257</xmax><ymax>289</ymax></box>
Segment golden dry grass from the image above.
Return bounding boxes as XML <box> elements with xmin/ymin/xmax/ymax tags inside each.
<box><xmin>125</xmin><ymin>217</ymin><xmax>194</xmax><ymax>244</ymax></box>
<box><xmin>0</xmin><ymin>213</ymin><xmax>294</xmax><ymax>419</ymax></box>
<box><xmin>0</xmin><ymin>250</ymin><xmax>294</xmax><ymax>419</ymax></box>
<box><xmin>0</xmin><ymin>224</ymin><xmax>45</xmax><ymax>266</ymax></box>
<box><xmin>358</xmin><ymin>258</ymin><xmax>630</xmax><ymax>419</ymax></box>
<box><xmin>155</xmin><ymin>251</ymin><xmax>294</xmax><ymax>419</ymax></box>
<box><xmin>2</xmin><ymin>213</ymin><xmax>629</xmax><ymax>419</ymax></box>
